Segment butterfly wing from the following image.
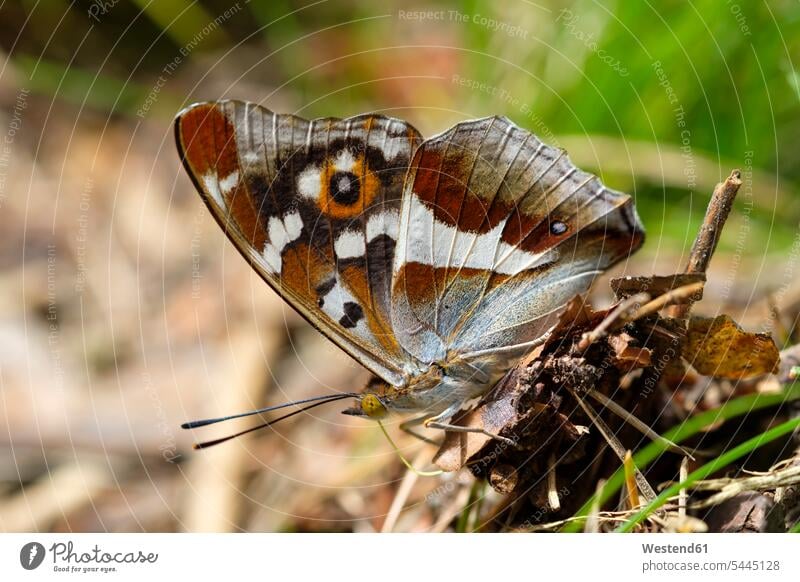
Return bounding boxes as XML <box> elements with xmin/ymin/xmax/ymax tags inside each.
<box><xmin>175</xmin><ymin>100</ymin><xmax>423</xmax><ymax>384</ymax></box>
<box><xmin>391</xmin><ymin>116</ymin><xmax>644</xmax><ymax>364</ymax></box>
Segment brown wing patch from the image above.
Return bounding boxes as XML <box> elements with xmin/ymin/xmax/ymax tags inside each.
<box><xmin>279</xmin><ymin>242</ymin><xmax>332</xmax><ymax>301</ymax></box>
<box><xmin>393</xmin><ymin>262</ymin><xmax>511</xmax><ymax>320</ymax></box>
<box><xmin>177</xmin><ymin>103</ymin><xmax>237</xmax><ymax>178</ymax></box>
<box><xmin>177</xmin><ymin>103</ymin><xmax>266</xmax><ymax>248</ymax></box>
<box><xmin>339</xmin><ymin>264</ymin><xmax>400</xmax><ymax>353</ymax></box>
<box><xmin>229</xmin><ymin>175</ymin><xmax>266</xmax><ymax>249</ymax></box>
<box><xmin>407</xmin><ymin>119</ymin><xmax>522</xmax><ymax>234</ymax></box>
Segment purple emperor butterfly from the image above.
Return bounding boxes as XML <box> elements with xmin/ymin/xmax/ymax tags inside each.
<box><xmin>176</xmin><ymin>101</ymin><xmax>644</xmax><ymax>448</ymax></box>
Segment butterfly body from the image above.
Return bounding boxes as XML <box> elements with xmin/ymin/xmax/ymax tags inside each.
<box><xmin>176</xmin><ymin>100</ymin><xmax>644</xmax><ymax>437</ymax></box>
<box><xmin>354</xmin><ymin>348</ymin><xmax>511</xmax><ymax>419</ymax></box>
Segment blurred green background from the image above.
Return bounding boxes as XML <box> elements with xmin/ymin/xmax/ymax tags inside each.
<box><xmin>4</xmin><ymin>0</ymin><xmax>800</xmax><ymax>250</ymax></box>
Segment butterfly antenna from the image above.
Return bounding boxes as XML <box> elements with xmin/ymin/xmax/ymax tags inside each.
<box><xmin>190</xmin><ymin>396</ymin><xmax>355</xmax><ymax>450</ymax></box>
<box><xmin>181</xmin><ymin>392</ymin><xmax>359</xmax><ymax>429</ymax></box>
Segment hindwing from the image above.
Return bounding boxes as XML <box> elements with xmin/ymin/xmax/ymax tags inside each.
<box><xmin>390</xmin><ymin>116</ymin><xmax>644</xmax><ymax>363</ymax></box>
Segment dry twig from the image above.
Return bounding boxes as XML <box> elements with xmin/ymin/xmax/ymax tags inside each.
<box><xmin>669</xmin><ymin>170</ymin><xmax>742</xmax><ymax>318</ymax></box>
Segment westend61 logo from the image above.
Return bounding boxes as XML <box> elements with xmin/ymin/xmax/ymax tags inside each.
<box><xmin>20</xmin><ymin>542</ymin><xmax>46</xmax><ymax>570</ymax></box>
<box><xmin>19</xmin><ymin>541</ymin><xmax>158</xmax><ymax>574</ymax></box>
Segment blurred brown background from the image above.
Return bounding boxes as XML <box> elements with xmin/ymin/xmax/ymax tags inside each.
<box><xmin>1</xmin><ymin>0</ymin><xmax>799</xmax><ymax>532</ymax></box>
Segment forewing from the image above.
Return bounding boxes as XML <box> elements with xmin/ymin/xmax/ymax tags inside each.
<box><xmin>175</xmin><ymin>100</ymin><xmax>423</xmax><ymax>384</ymax></box>
<box><xmin>391</xmin><ymin>116</ymin><xmax>644</xmax><ymax>362</ymax></box>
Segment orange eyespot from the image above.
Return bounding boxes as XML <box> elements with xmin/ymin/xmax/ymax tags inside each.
<box><xmin>317</xmin><ymin>154</ymin><xmax>379</xmax><ymax>219</ymax></box>
<box><xmin>360</xmin><ymin>394</ymin><xmax>387</xmax><ymax>419</ymax></box>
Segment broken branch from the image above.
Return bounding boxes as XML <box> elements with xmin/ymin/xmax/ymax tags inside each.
<box><xmin>669</xmin><ymin>169</ymin><xmax>742</xmax><ymax>318</ymax></box>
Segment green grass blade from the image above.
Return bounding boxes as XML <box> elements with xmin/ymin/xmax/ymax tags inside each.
<box><xmin>562</xmin><ymin>384</ymin><xmax>800</xmax><ymax>532</ymax></box>
<box><xmin>616</xmin><ymin>415</ymin><xmax>800</xmax><ymax>532</ymax></box>
<box><xmin>456</xmin><ymin>480</ymin><xmax>481</xmax><ymax>533</ymax></box>
<box><xmin>14</xmin><ymin>54</ymin><xmax>150</xmax><ymax>113</ymax></box>
<box><xmin>129</xmin><ymin>0</ymin><xmax>228</xmax><ymax>49</ymax></box>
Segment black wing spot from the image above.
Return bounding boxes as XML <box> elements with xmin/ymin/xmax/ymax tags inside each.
<box><xmin>315</xmin><ymin>278</ymin><xmax>336</xmax><ymax>308</ymax></box>
<box><xmin>330</xmin><ymin>171</ymin><xmax>360</xmax><ymax>206</ymax></box>
<box><xmin>339</xmin><ymin>301</ymin><xmax>364</xmax><ymax>329</ymax></box>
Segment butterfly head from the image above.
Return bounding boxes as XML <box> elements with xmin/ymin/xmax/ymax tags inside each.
<box><xmin>357</xmin><ymin>393</ymin><xmax>389</xmax><ymax>419</ymax></box>
<box><xmin>342</xmin><ymin>393</ymin><xmax>389</xmax><ymax>419</ymax></box>
<box><xmin>342</xmin><ymin>364</ymin><xmax>458</xmax><ymax>420</ymax></box>
<box><xmin>341</xmin><ymin>376</ymin><xmax>393</xmax><ymax>419</ymax></box>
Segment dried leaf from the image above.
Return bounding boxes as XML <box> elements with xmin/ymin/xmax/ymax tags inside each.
<box><xmin>432</xmin><ymin>374</ymin><xmax>518</xmax><ymax>472</ymax></box>
<box><xmin>608</xmin><ymin>332</ymin><xmax>652</xmax><ymax>371</ymax></box>
<box><xmin>684</xmin><ymin>315</ymin><xmax>780</xmax><ymax>379</ymax></box>
<box><xmin>489</xmin><ymin>464</ymin><xmax>519</xmax><ymax>494</ymax></box>
<box><xmin>550</xmin><ymin>295</ymin><xmax>598</xmax><ymax>335</ymax></box>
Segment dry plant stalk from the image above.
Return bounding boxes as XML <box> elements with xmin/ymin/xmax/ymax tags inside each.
<box><xmin>669</xmin><ymin>169</ymin><xmax>742</xmax><ymax>319</ymax></box>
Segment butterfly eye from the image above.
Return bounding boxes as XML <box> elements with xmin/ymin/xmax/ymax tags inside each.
<box><xmin>550</xmin><ymin>221</ymin><xmax>568</xmax><ymax>236</ymax></box>
<box><xmin>361</xmin><ymin>394</ymin><xmax>387</xmax><ymax>419</ymax></box>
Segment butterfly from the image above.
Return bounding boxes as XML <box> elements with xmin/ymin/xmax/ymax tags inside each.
<box><xmin>175</xmin><ymin>100</ymin><xmax>644</xmax><ymax>448</ymax></box>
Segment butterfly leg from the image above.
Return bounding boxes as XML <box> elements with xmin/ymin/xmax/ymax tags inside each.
<box><xmin>424</xmin><ymin>420</ymin><xmax>517</xmax><ymax>447</ymax></box>
<box><xmin>399</xmin><ymin>415</ymin><xmax>441</xmax><ymax>446</ymax></box>
<box><xmin>422</xmin><ymin>407</ymin><xmax>516</xmax><ymax>447</ymax></box>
